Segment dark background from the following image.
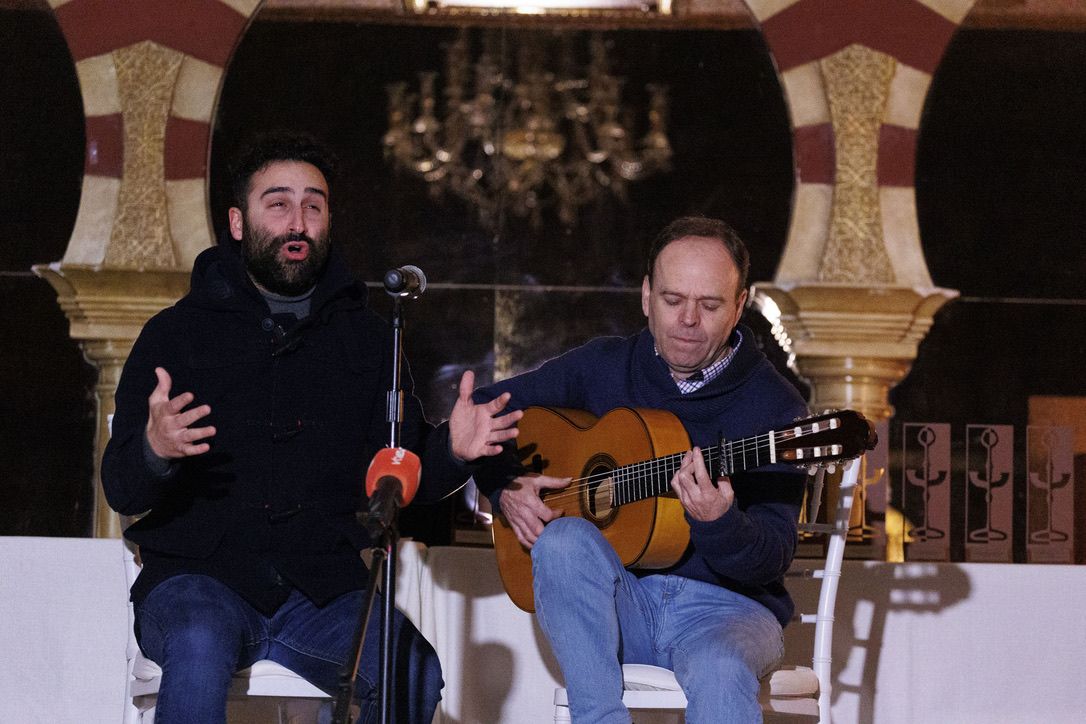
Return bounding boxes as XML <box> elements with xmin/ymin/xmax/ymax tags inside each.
<box><xmin>1</xmin><ymin>8</ymin><xmax>1083</xmax><ymax>559</ymax></box>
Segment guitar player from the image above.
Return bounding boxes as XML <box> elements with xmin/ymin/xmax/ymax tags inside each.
<box><xmin>472</xmin><ymin>216</ymin><xmax>809</xmax><ymax>723</ymax></box>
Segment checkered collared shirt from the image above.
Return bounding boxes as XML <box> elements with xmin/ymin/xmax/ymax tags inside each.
<box><xmin>668</xmin><ymin>328</ymin><xmax>743</xmax><ymax>394</ymax></box>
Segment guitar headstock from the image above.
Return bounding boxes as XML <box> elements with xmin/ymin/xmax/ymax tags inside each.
<box><xmin>774</xmin><ymin>409</ymin><xmax>878</xmax><ymax>468</ymax></box>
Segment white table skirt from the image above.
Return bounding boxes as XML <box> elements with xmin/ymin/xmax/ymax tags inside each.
<box><xmin>3</xmin><ymin>536</ymin><xmax>1085</xmax><ymax>723</ymax></box>
<box><xmin>0</xmin><ymin>536</ymin><xmax>130</xmax><ymax>723</ymax></box>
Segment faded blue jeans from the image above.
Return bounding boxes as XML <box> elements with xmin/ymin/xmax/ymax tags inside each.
<box><xmin>532</xmin><ymin>517</ymin><xmax>783</xmax><ymax>724</ymax></box>
<box><xmin>135</xmin><ymin>574</ymin><xmax>442</xmax><ymax>724</ymax></box>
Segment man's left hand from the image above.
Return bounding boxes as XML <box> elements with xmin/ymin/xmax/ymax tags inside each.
<box><xmin>671</xmin><ymin>447</ymin><xmax>735</xmax><ymax>522</ymax></box>
<box><xmin>448</xmin><ymin>370</ymin><xmax>523</xmax><ymax>461</ymax></box>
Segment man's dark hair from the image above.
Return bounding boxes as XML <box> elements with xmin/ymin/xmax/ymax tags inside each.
<box><xmin>646</xmin><ymin>215</ymin><xmax>750</xmax><ymax>297</ymax></box>
<box><xmin>229</xmin><ymin>130</ymin><xmax>339</xmax><ymax>211</ymax></box>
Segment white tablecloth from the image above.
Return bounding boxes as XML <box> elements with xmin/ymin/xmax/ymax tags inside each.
<box><xmin>3</xmin><ymin>537</ymin><xmax>1086</xmax><ymax>723</ymax></box>
<box><xmin>0</xmin><ymin>536</ymin><xmax>130</xmax><ymax>723</ymax></box>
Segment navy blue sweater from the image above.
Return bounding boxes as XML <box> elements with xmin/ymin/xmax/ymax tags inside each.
<box><xmin>475</xmin><ymin>327</ymin><xmax>809</xmax><ymax>625</ymax></box>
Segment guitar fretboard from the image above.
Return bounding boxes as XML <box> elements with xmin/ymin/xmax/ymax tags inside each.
<box><xmin>607</xmin><ymin>412</ymin><xmax>857</xmax><ymax>507</ymax></box>
<box><xmin>611</xmin><ymin>432</ymin><xmax>776</xmax><ymax>507</ymax></box>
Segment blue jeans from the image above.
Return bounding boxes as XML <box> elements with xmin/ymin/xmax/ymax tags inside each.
<box><xmin>532</xmin><ymin>518</ymin><xmax>784</xmax><ymax>724</ymax></box>
<box><xmin>135</xmin><ymin>574</ymin><xmax>442</xmax><ymax>724</ymax></box>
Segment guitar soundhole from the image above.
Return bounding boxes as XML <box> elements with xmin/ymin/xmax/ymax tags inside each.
<box><xmin>582</xmin><ymin>454</ymin><xmax>618</xmax><ymax>526</ymax></box>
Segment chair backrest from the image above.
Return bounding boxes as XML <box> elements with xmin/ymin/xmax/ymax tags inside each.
<box><xmin>789</xmin><ymin>459</ymin><xmax>862</xmax><ymax>720</ymax></box>
<box><xmin>122</xmin><ymin>542</ymin><xmax>144</xmax><ymax>724</ymax></box>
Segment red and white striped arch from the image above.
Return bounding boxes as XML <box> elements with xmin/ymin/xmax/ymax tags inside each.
<box><xmin>45</xmin><ymin>0</ymin><xmax>977</xmax><ymax>281</ymax></box>
<box><xmin>47</xmin><ymin>0</ymin><xmax>259</xmax><ymax>267</ymax></box>
<box><xmin>747</xmin><ymin>0</ymin><xmax>975</xmax><ymax>286</ymax></box>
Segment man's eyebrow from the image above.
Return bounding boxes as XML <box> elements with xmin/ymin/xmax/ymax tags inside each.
<box><xmin>659</xmin><ymin>288</ymin><xmax>725</xmax><ymax>302</ymax></box>
<box><xmin>259</xmin><ymin>186</ymin><xmax>328</xmax><ymax>199</ymax></box>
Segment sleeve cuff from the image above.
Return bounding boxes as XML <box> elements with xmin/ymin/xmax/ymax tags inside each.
<box><xmin>142</xmin><ymin>434</ymin><xmax>178</xmax><ymax>478</ymax></box>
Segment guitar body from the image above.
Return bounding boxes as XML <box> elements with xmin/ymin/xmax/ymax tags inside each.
<box><xmin>491</xmin><ymin>405</ymin><xmax>878</xmax><ymax>612</ymax></box>
<box><xmin>492</xmin><ymin>407</ymin><xmax>693</xmax><ymax>612</ymax></box>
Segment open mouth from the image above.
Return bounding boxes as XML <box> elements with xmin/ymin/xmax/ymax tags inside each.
<box><xmin>282</xmin><ymin>240</ymin><xmax>310</xmax><ymax>262</ymax></box>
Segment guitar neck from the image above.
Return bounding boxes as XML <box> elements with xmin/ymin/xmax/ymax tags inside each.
<box><xmin>611</xmin><ymin>432</ymin><xmax>775</xmax><ymax>507</ymax></box>
<box><xmin>606</xmin><ymin>411</ymin><xmax>870</xmax><ymax>508</ymax></box>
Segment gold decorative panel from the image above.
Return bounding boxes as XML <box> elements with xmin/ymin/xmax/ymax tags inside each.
<box><xmin>103</xmin><ymin>41</ymin><xmax>184</xmax><ymax>269</ymax></box>
<box><xmin>819</xmin><ymin>44</ymin><xmax>896</xmax><ymax>284</ymax></box>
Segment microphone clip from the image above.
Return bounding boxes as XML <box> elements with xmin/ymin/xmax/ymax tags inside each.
<box><xmin>383</xmin><ymin>265</ymin><xmax>426</xmax><ymax>300</ymax></box>
<box><xmin>360</xmin><ymin>478</ymin><xmax>403</xmax><ymax>538</ymax></box>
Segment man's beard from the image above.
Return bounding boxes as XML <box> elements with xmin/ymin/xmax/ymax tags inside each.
<box><xmin>240</xmin><ymin>223</ymin><xmax>330</xmax><ymax>296</ymax></box>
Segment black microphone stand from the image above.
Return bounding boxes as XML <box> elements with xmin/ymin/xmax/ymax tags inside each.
<box><xmin>333</xmin><ymin>290</ymin><xmax>410</xmax><ymax>724</ymax></box>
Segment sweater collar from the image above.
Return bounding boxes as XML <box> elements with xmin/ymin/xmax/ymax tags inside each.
<box><xmin>639</xmin><ymin>325</ymin><xmax>759</xmax><ymax>398</ymax></box>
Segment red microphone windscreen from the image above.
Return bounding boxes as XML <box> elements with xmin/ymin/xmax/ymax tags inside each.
<box><xmin>365</xmin><ymin>447</ymin><xmax>421</xmax><ymax>505</ymax></box>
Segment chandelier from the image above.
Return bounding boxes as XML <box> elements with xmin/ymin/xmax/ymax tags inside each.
<box><xmin>382</xmin><ymin>29</ymin><xmax>673</xmax><ymax>228</ymax></box>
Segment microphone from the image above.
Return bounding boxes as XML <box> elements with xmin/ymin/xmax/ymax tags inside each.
<box><xmin>364</xmin><ymin>447</ymin><xmax>421</xmax><ymax>536</ymax></box>
<box><xmin>383</xmin><ymin>265</ymin><xmax>427</xmax><ymax>299</ymax></box>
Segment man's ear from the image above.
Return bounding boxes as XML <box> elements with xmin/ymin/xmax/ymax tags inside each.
<box><xmin>641</xmin><ymin>275</ymin><xmax>652</xmax><ymax>318</ymax></box>
<box><xmin>228</xmin><ymin>207</ymin><xmax>244</xmax><ymax>241</ymax></box>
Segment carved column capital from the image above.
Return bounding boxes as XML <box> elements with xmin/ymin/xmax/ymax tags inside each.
<box><xmin>754</xmin><ymin>283</ymin><xmax>957</xmax><ymax>421</ymax></box>
<box><xmin>33</xmin><ymin>264</ymin><xmax>191</xmax><ymax>340</ymax></box>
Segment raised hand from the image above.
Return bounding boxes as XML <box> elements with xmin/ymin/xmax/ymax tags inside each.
<box><xmin>499</xmin><ymin>474</ymin><xmax>571</xmax><ymax>548</ymax></box>
<box><xmin>447</xmin><ymin>370</ymin><xmax>523</xmax><ymax>462</ymax></box>
<box><xmin>145</xmin><ymin>367</ymin><xmax>215</xmax><ymax>459</ymax></box>
<box><xmin>670</xmin><ymin>447</ymin><xmax>734</xmax><ymax>522</ymax></box>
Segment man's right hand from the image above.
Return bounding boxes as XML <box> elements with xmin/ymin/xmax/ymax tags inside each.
<box><xmin>498</xmin><ymin>474</ymin><xmax>571</xmax><ymax>549</ymax></box>
<box><xmin>145</xmin><ymin>367</ymin><xmax>215</xmax><ymax>459</ymax></box>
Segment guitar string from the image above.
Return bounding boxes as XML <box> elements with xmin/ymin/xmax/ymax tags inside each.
<box><xmin>536</xmin><ymin>447</ymin><xmax>731</xmax><ymax>508</ymax></box>
<box><xmin>532</xmin><ymin>428</ymin><xmax>821</xmax><ymax>508</ymax></box>
<box><xmin>532</xmin><ymin>422</ymin><xmax>858</xmax><ymax>509</ymax></box>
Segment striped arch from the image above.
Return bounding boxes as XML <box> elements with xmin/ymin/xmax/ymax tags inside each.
<box><xmin>744</xmin><ymin>0</ymin><xmax>977</xmax><ymax>287</ymax></box>
<box><xmin>47</xmin><ymin>0</ymin><xmax>261</xmax><ymax>269</ymax></box>
<box><xmin>45</xmin><ymin>0</ymin><xmax>978</xmax><ymax>283</ymax></box>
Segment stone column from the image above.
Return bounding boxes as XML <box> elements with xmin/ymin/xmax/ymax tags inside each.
<box><xmin>752</xmin><ymin>40</ymin><xmax>959</xmax><ymax>422</ymax></box>
<box><xmin>32</xmin><ymin>266</ymin><xmax>191</xmax><ymax>538</ymax></box>
<box><xmin>37</xmin><ymin>0</ymin><xmax>260</xmax><ymax>537</ymax></box>
<box><xmin>744</xmin><ymin>0</ymin><xmax>978</xmax><ymax>423</ymax></box>
<box><xmin>744</xmin><ymin>0</ymin><xmax>979</xmax><ymax>558</ymax></box>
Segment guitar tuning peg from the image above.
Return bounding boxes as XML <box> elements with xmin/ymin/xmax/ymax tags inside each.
<box><xmin>807</xmin><ymin>464</ymin><xmax>818</xmax><ymax>476</ymax></box>
<box><xmin>826</xmin><ymin>463</ymin><xmax>837</xmax><ymax>474</ymax></box>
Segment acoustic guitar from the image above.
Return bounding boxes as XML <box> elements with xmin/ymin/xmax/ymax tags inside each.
<box><xmin>491</xmin><ymin>406</ymin><xmax>877</xmax><ymax>612</ymax></box>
